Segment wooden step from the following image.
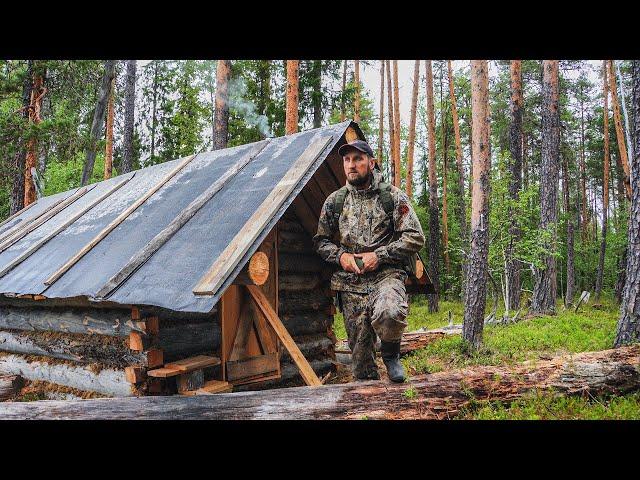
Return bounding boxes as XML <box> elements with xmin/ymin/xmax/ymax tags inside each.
<box><xmin>180</xmin><ymin>380</ymin><xmax>233</xmax><ymax>396</ymax></box>
<box><xmin>147</xmin><ymin>355</ymin><xmax>221</xmax><ymax>378</ymax></box>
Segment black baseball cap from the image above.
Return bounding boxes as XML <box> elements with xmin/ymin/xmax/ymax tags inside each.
<box><xmin>338</xmin><ymin>140</ymin><xmax>375</xmax><ymax>158</ymax></box>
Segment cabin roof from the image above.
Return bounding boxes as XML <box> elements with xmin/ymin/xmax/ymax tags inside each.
<box><xmin>0</xmin><ymin>121</ymin><xmax>358</xmax><ymax>313</ymax></box>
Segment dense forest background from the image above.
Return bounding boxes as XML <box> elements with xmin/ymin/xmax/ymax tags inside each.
<box><xmin>0</xmin><ymin>59</ymin><xmax>634</xmax><ymax>334</ymax></box>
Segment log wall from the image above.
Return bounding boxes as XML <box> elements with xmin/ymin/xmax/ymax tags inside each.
<box><xmin>0</xmin><ymin>302</ymin><xmax>220</xmax><ymax>397</ymax></box>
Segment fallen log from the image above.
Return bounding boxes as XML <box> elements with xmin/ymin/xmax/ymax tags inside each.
<box><xmin>2</xmin><ymin>345</ymin><xmax>639</xmax><ymax>419</ymax></box>
<box><xmin>335</xmin><ymin>328</ymin><xmax>460</xmax><ymax>356</ymax></box>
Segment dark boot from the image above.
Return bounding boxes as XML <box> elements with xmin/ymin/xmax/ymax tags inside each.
<box><xmin>380</xmin><ymin>341</ymin><xmax>405</xmax><ymax>383</ymax></box>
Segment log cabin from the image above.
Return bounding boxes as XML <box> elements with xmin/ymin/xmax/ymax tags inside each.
<box><xmin>0</xmin><ymin>120</ymin><xmax>432</xmax><ymax>398</ymax></box>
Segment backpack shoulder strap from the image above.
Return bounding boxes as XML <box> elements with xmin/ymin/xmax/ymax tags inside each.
<box><xmin>378</xmin><ymin>182</ymin><xmax>395</xmax><ymax>217</ymax></box>
<box><xmin>333</xmin><ymin>186</ymin><xmax>349</xmax><ymax>217</ymax></box>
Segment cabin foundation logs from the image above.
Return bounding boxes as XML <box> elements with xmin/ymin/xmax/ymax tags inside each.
<box><xmin>0</xmin><ymin>303</ymin><xmax>220</xmax><ymax>397</ymax></box>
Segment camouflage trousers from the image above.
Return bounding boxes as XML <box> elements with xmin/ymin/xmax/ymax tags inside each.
<box><xmin>337</xmin><ymin>271</ymin><xmax>409</xmax><ymax>379</ymax></box>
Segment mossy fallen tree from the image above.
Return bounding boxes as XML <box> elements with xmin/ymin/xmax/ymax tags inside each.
<box><xmin>1</xmin><ymin>345</ymin><xmax>639</xmax><ymax>419</ymax></box>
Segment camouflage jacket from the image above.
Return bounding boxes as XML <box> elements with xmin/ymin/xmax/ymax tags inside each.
<box><xmin>312</xmin><ymin>170</ymin><xmax>426</xmax><ymax>294</ymax></box>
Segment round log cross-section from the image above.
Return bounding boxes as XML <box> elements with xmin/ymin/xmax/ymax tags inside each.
<box><xmin>232</xmin><ymin>251</ymin><xmax>270</xmax><ymax>286</ymax></box>
<box><xmin>415</xmin><ymin>258</ymin><xmax>424</xmax><ymax>279</ymax></box>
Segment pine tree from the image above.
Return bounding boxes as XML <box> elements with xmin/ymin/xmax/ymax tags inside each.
<box><xmin>122</xmin><ymin>60</ymin><xmax>136</xmax><ymax>174</ymax></box>
<box><xmin>462</xmin><ymin>60</ymin><xmax>491</xmax><ymax>349</ymax></box>
<box><xmin>214</xmin><ymin>60</ymin><xmax>231</xmax><ymax>149</ymax></box>
<box><xmin>285</xmin><ymin>60</ymin><xmax>299</xmax><ymax>135</ymax></box>
<box><xmin>614</xmin><ymin>59</ymin><xmax>640</xmax><ymax>346</ymax></box>
<box><xmin>425</xmin><ymin>60</ymin><xmax>440</xmax><ymax>313</ymax></box>
<box><xmin>406</xmin><ymin>60</ymin><xmax>419</xmax><ymax>198</ymax></box>
<box><xmin>530</xmin><ymin>60</ymin><xmax>560</xmax><ymax>315</ymax></box>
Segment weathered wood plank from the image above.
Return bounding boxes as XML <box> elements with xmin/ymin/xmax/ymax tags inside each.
<box><xmin>0</xmin><ymin>186</ymin><xmax>92</xmax><ymax>253</ymax></box>
<box><xmin>3</xmin><ymin>346</ymin><xmax>639</xmax><ymax>419</ymax></box>
<box><xmin>226</xmin><ymin>352</ymin><xmax>279</xmax><ymax>382</ymax></box>
<box><xmin>44</xmin><ymin>153</ymin><xmax>198</xmax><ymax>286</ymax></box>
<box><xmin>0</xmin><ymin>175</ymin><xmax>134</xmax><ymax>279</ymax></box>
<box><xmin>193</xmin><ymin>136</ymin><xmax>333</xmax><ymax>296</ymax></box>
<box><xmin>96</xmin><ymin>143</ymin><xmax>268</xmax><ymax>299</ymax></box>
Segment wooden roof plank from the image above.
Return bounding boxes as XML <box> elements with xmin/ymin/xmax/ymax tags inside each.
<box><xmin>95</xmin><ymin>141</ymin><xmax>270</xmax><ymax>300</ymax></box>
<box><xmin>0</xmin><ymin>186</ymin><xmax>92</xmax><ymax>253</ymax></box>
<box><xmin>193</xmin><ymin>135</ymin><xmax>333</xmax><ymax>296</ymax></box>
<box><xmin>0</xmin><ymin>174</ymin><xmax>135</xmax><ymax>279</ymax></box>
<box><xmin>43</xmin><ymin>154</ymin><xmax>199</xmax><ymax>287</ymax></box>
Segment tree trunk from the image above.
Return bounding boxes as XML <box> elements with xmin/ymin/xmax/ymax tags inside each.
<box><xmin>10</xmin><ymin>61</ymin><xmax>33</xmax><ymax>215</ymax></box>
<box><xmin>24</xmin><ymin>71</ymin><xmax>46</xmax><ymax>205</ymax></box>
<box><xmin>425</xmin><ymin>60</ymin><xmax>440</xmax><ymax>313</ymax></box>
<box><xmin>312</xmin><ymin>60</ymin><xmax>322</xmax><ymax>128</ymax></box>
<box><xmin>378</xmin><ymin>60</ymin><xmax>385</xmax><ymax>167</ymax></box>
<box><xmin>562</xmin><ymin>142</ymin><xmax>576</xmax><ymax>306</ymax></box>
<box><xmin>608</xmin><ymin>60</ymin><xmax>631</xmax><ymax>201</ymax></box>
<box><xmin>406</xmin><ymin>60</ymin><xmax>419</xmax><ymax>199</ymax></box>
<box><xmin>392</xmin><ymin>60</ymin><xmax>402</xmax><ymax>188</ymax></box>
<box><xmin>213</xmin><ymin>60</ymin><xmax>231</xmax><ymax>149</ymax></box>
<box><xmin>5</xmin><ymin>345</ymin><xmax>639</xmax><ymax>419</ymax></box>
<box><xmin>615</xmin><ymin>60</ymin><xmax>640</xmax><ymax>346</ymax></box>
<box><xmin>507</xmin><ymin>60</ymin><xmax>523</xmax><ymax>311</ymax></box>
<box><xmin>150</xmin><ymin>61</ymin><xmax>159</xmax><ymax>162</ymax></box>
<box><xmin>615</xmin><ymin>60</ymin><xmax>634</xmax><ymax>164</ymax></box>
<box><xmin>448</xmin><ymin>61</ymin><xmax>468</xmax><ymax>299</ymax></box>
<box><xmin>285</xmin><ymin>60</ymin><xmax>299</xmax><ymax>135</ymax></box>
<box><xmin>579</xmin><ymin>86</ymin><xmax>588</xmax><ymax>240</ymax></box>
<box><xmin>340</xmin><ymin>60</ymin><xmax>347</xmax><ymax>122</ymax></box>
<box><xmin>386</xmin><ymin>60</ymin><xmax>396</xmax><ymax>185</ymax></box>
<box><xmin>530</xmin><ymin>60</ymin><xmax>560</xmax><ymax>315</ymax></box>
<box><xmin>441</xmin><ymin>66</ymin><xmax>450</xmax><ymax>277</ymax></box>
<box><xmin>462</xmin><ymin>60</ymin><xmax>490</xmax><ymax>349</ymax></box>
<box><xmin>104</xmin><ymin>76</ymin><xmax>115</xmax><ymax>180</ymax></box>
<box><xmin>596</xmin><ymin>61</ymin><xmax>610</xmax><ymax>301</ymax></box>
<box><xmin>122</xmin><ymin>59</ymin><xmax>136</xmax><ymax>174</ymax></box>
<box><xmin>354</xmin><ymin>60</ymin><xmax>360</xmax><ymax>123</ymax></box>
<box><xmin>81</xmin><ymin>60</ymin><xmax>116</xmax><ymax>186</ymax></box>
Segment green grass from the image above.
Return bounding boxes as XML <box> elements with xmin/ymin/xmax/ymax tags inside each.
<box><xmin>458</xmin><ymin>390</ymin><xmax>640</xmax><ymax>420</ymax></box>
<box><xmin>332</xmin><ymin>292</ymin><xmax>640</xmax><ymax>419</ymax></box>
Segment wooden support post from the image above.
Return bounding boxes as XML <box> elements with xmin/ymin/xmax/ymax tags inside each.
<box><xmin>246</xmin><ymin>285</ymin><xmax>321</xmax><ymax>386</ymax></box>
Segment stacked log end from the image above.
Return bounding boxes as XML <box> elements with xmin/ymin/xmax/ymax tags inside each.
<box><xmin>0</xmin><ymin>303</ymin><xmax>219</xmax><ymax>398</ymax></box>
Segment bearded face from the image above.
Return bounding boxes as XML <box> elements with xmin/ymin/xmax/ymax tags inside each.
<box><xmin>343</xmin><ymin>149</ymin><xmax>375</xmax><ymax>187</ymax></box>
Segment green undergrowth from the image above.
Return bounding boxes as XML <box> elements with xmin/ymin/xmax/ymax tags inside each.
<box><xmin>401</xmin><ymin>295</ymin><xmax>619</xmax><ymax>375</ymax></box>
<box><xmin>457</xmin><ymin>390</ymin><xmax>640</xmax><ymax>420</ymax></box>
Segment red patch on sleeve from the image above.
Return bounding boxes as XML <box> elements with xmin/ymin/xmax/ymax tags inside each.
<box><xmin>399</xmin><ymin>203</ymin><xmax>409</xmax><ymax>216</ymax></box>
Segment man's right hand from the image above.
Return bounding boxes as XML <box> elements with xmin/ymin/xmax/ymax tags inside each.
<box><xmin>339</xmin><ymin>253</ymin><xmax>362</xmax><ymax>274</ymax></box>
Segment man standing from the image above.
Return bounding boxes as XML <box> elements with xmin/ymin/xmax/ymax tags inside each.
<box><xmin>313</xmin><ymin>139</ymin><xmax>425</xmax><ymax>382</ymax></box>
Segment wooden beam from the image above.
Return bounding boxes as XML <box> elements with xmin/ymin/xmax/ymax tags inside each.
<box><xmin>193</xmin><ymin>136</ymin><xmax>333</xmax><ymax>296</ymax></box>
<box><xmin>44</xmin><ymin>153</ymin><xmax>199</xmax><ymax>286</ymax></box>
<box><xmin>246</xmin><ymin>285</ymin><xmax>321</xmax><ymax>386</ymax></box>
<box><xmin>0</xmin><ymin>185</ymin><xmax>93</xmax><ymax>253</ymax></box>
<box><xmin>0</xmin><ymin>201</ymin><xmax>36</xmax><ymax>231</ymax></box>
<box><xmin>95</xmin><ymin>142</ymin><xmax>269</xmax><ymax>299</ymax></box>
<box><xmin>0</xmin><ymin>175</ymin><xmax>134</xmax><ymax>279</ymax></box>
<box><xmin>226</xmin><ymin>353</ymin><xmax>279</xmax><ymax>382</ymax></box>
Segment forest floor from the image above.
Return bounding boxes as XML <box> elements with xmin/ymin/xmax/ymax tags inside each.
<box><xmin>332</xmin><ymin>293</ymin><xmax>640</xmax><ymax>420</ymax></box>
